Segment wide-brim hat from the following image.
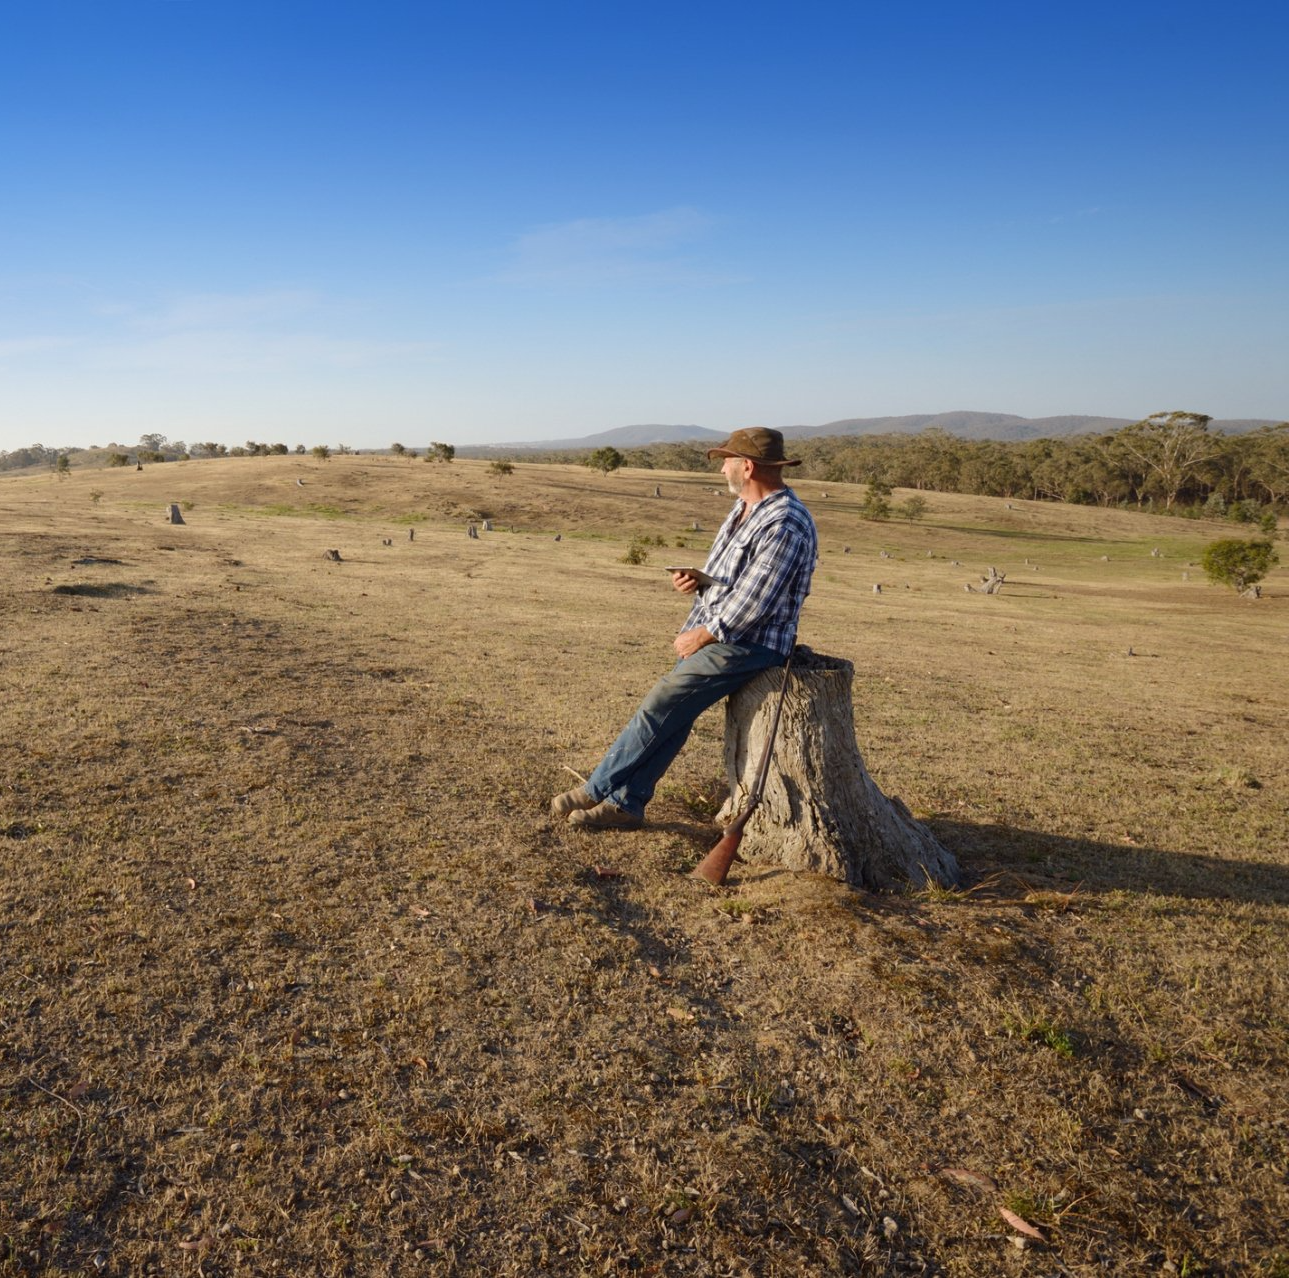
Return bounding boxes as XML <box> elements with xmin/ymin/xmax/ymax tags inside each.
<box><xmin>706</xmin><ymin>427</ymin><xmax>801</xmax><ymax>467</ymax></box>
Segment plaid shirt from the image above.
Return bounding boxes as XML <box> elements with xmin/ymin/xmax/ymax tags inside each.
<box><xmin>681</xmin><ymin>485</ymin><xmax>817</xmax><ymax>656</ymax></box>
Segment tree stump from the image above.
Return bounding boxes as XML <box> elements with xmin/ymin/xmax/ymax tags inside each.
<box><xmin>166</xmin><ymin>503</ymin><xmax>185</xmax><ymax>525</ymax></box>
<box><xmin>718</xmin><ymin>647</ymin><xmax>961</xmax><ymax>890</ymax></box>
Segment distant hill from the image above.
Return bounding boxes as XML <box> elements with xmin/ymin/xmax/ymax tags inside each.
<box><xmin>788</xmin><ymin>413</ymin><xmax>1279</xmax><ymax>441</ymax></box>
<box><xmin>457</xmin><ymin>411</ymin><xmax>1280</xmax><ymax>457</ymax></box>
<box><xmin>784</xmin><ymin>412</ymin><xmax>1137</xmax><ymax>441</ymax></box>
<box><xmin>461</xmin><ymin>423</ymin><xmax>725</xmax><ymax>455</ymax></box>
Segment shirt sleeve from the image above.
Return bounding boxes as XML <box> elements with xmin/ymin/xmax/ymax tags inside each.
<box><xmin>703</xmin><ymin>515</ymin><xmax>812</xmax><ymax>644</ymax></box>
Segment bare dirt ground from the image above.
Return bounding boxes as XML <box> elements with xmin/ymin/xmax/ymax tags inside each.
<box><xmin>2</xmin><ymin>456</ymin><xmax>1286</xmax><ymax>1277</ymax></box>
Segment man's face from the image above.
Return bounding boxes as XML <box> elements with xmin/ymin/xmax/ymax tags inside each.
<box><xmin>723</xmin><ymin>455</ymin><xmax>751</xmax><ymax>496</ymax></box>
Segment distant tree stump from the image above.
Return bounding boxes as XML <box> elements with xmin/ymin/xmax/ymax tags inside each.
<box><xmin>166</xmin><ymin>503</ymin><xmax>185</xmax><ymax>525</ymax></box>
<box><xmin>965</xmin><ymin>566</ymin><xmax>1005</xmax><ymax>594</ymax></box>
<box><xmin>718</xmin><ymin>647</ymin><xmax>961</xmax><ymax>890</ymax></box>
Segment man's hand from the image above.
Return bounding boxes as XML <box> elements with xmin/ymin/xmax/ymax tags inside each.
<box><xmin>674</xmin><ymin>626</ymin><xmax>715</xmax><ymax>660</ymax></box>
<box><xmin>670</xmin><ymin>571</ymin><xmax>700</xmax><ymax>595</ymax></box>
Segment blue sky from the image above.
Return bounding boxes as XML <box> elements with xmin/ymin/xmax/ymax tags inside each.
<box><xmin>2</xmin><ymin>0</ymin><xmax>1286</xmax><ymax>452</ymax></box>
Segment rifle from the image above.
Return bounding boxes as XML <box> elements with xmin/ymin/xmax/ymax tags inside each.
<box><xmin>689</xmin><ymin>652</ymin><xmax>794</xmax><ymax>887</ymax></box>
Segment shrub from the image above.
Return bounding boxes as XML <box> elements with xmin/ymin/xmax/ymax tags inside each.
<box><xmin>488</xmin><ymin>460</ymin><xmax>514</xmax><ymax>476</ymax></box>
<box><xmin>860</xmin><ymin>486</ymin><xmax>891</xmax><ymax>520</ymax></box>
<box><xmin>587</xmin><ymin>447</ymin><xmax>625</xmax><ymax>476</ymax></box>
<box><xmin>1228</xmin><ymin>500</ymin><xmax>1278</xmax><ymax>533</ymax></box>
<box><xmin>1200</xmin><ymin>538</ymin><xmax>1278</xmax><ymax>593</ymax></box>
<box><xmin>621</xmin><ymin>538</ymin><xmax>650</xmax><ymax>565</ymax></box>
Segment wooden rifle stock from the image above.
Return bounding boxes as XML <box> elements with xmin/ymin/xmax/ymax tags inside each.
<box><xmin>689</xmin><ymin>653</ymin><xmax>794</xmax><ymax>886</ymax></box>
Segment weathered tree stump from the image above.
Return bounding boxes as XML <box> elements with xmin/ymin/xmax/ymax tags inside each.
<box><xmin>718</xmin><ymin>647</ymin><xmax>961</xmax><ymax>890</ymax></box>
<box><xmin>166</xmin><ymin>503</ymin><xmax>185</xmax><ymax>525</ymax></box>
<box><xmin>965</xmin><ymin>566</ymin><xmax>1005</xmax><ymax>594</ymax></box>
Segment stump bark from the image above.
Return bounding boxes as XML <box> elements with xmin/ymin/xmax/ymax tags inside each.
<box><xmin>719</xmin><ymin>646</ymin><xmax>961</xmax><ymax>890</ymax></box>
<box><xmin>166</xmin><ymin>503</ymin><xmax>185</xmax><ymax>525</ymax></box>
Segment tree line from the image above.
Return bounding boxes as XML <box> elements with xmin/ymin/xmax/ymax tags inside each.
<box><xmin>553</xmin><ymin>412</ymin><xmax>1287</xmax><ymax>524</ymax></box>
<box><xmin>7</xmin><ymin>413</ymin><xmax>1286</xmax><ymax>524</ymax></box>
<box><xmin>1</xmin><ymin>435</ymin><xmax>463</xmax><ymax>472</ymax></box>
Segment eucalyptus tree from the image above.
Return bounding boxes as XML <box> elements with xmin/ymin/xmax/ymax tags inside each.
<box><xmin>1116</xmin><ymin>411</ymin><xmax>1220</xmax><ymax>509</ymax></box>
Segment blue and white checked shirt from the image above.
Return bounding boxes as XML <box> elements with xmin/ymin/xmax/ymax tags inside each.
<box><xmin>681</xmin><ymin>485</ymin><xmax>817</xmax><ymax>657</ymax></box>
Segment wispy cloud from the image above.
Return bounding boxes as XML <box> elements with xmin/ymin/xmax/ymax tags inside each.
<box><xmin>0</xmin><ymin>335</ymin><xmax>70</xmax><ymax>359</ymax></box>
<box><xmin>28</xmin><ymin>289</ymin><xmax>443</xmax><ymax>373</ymax></box>
<box><xmin>496</xmin><ymin>207</ymin><xmax>739</xmax><ymax>287</ymax></box>
<box><xmin>133</xmin><ymin>290</ymin><xmax>324</xmax><ymax>332</ymax></box>
<box><xmin>89</xmin><ymin>330</ymin><xmax>438</xmax><ymax>374</ymax></box>
<box><xmin>88</xmin><ymin>289</ymin><xmax>326</xmax><ymax>332</ymax></box>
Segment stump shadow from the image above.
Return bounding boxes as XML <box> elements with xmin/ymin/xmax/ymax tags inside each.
<box><xmin>927</xmin><ymin>818</ymin><xmax>1289</xmax><ymax>907</ymax></box>
<box><xmin>51</xmin><ymin>582</ymin><xmax>154</xmax><ymax>599</ymax></box>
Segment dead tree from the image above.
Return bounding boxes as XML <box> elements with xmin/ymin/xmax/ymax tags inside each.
<box><xmin>965</xmin><ymin>566</ymin><xmax>1005</xmax><ymax>594</ymax></box>
<box><xmin>718</xmin><ymin>647</ymin><xmax>961</xmax><ymax>890</ymax></box>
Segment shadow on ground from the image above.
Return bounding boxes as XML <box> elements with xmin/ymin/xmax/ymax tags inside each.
<box><xmin>931</xmin><ymin>818</ymin><xmax>1289</xmax><ymax>907</ymax></box>
<box><xmin>51</xmin><ymin>581</ymin><xmax>153</xmax><ymax>598</ymax></box>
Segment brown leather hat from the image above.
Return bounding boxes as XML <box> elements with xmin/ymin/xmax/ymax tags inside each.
<box><xmin>706</xmin><ymin>427</ymin><xmax>801</xmax><ymax>467</ymax></box>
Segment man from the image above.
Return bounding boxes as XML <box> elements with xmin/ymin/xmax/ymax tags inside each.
<box><xmin>551</xmin><ymin>427</ymin><xmax>818</xmax><ymax>831</ymax></box>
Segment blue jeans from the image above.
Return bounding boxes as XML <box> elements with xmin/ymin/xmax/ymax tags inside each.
<box><xmin>586</xmin><ymin>639</ymin><xmax>783</xmax><ymax>819</ymax></box>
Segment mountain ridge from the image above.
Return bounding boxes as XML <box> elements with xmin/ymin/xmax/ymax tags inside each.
<box><xmin>459</xmin><ymin>412</ymin><xmax>1280</xmax><ymax>455</ymax></box>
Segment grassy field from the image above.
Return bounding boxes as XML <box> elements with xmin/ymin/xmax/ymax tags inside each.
<box><xmin>2</xmin><ymin>454</ymin><xmax>1286</xmax><ymax>1277</ymax></box>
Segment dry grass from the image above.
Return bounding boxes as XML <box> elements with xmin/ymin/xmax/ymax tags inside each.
<box><xmin>2</xmin><ymin>455</ymin><xmax>1286</xmax><ymax>1277</ymax></box>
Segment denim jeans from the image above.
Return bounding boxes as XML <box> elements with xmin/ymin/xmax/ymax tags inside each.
<box><xmin>586</xmin><ymin>639</ymin><xmax>784</xmax><ymax>819</ymax></box>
